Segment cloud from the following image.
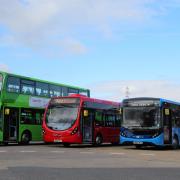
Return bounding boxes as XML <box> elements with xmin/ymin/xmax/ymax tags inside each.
<box><xmin>0</xmin><ymin>0</ymin><xmax>155</xmax><ymax>32</ymax></box>
<box><xmin>1</xmin><ymin>0</ymin><xmax>177</xmax><ymax>56</ymax></box>
<box><xmin>0</xmin><ymin>34</ymin><xmax>17</xmax><ymax>47</ymax></box>
<box><xmin>89</xmin><ymin>80</ymin><xmax>180</xmax><ymax>102</ymax></box>
<box><xmin>54</xmin><ymin>38</ymin><xmax>88</xmax><ymax>55</ymax></box>
<box><xmin>0</xmin><ymin>64</ymin><xmax>10</xmax><ymax>72</ymax></box>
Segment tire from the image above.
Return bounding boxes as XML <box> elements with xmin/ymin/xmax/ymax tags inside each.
<box><xmin>94</xmin><ymin>134</ymin><xmax>103</xmax><ymax>146</ymax></box>
<box><xmin>135</xmin><ymin>145</ymin><xmax>142</xmax><ymax>149</ymax></box>
<box><xmin>172</xmin><ymin>136</ymin><xmax>179</xmax><ymax>150</ymax></box>
<box><xmin>63</xmin><ymin>143</ymin><xmax>70</xmax><ymax>147</ymax></box>
<box><xmin>21</xmin><ymin>131</ymin><xmax>31</xmax><ymax>145</ymax></box>
<box><xmin>44</xmin><ymin>142</ymin><xmax>52</xmax><ymax>145</ymax></box>
<box><xmin>111</xmin><ymin>142</ymin><xmax>119</xmax><ymax>146</ymax></box>
<box><xmin>2</xmin><ymin>142</ymin><xmax>8</xmax><ymax>146</ymax></box>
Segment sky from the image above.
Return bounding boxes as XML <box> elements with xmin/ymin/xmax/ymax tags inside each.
<box><xmin>0</xmin><ymin>0</ymin><xmax>180</xmax><ymax>102</ymax></box>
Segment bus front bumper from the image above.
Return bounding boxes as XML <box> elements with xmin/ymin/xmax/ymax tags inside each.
<box><xmin>120</xmin><ymin>133</ymin><xmax>164</xmax><ymax>146</ymax></box>
<box><xmin>43</xmin><ymin>132</ymin><xmax>82</xmax><ymax>144</ymax></box>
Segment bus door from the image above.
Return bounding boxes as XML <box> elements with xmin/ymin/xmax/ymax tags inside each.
<box><xmin>104</xmin><ymin>112</ymin><xmax>119</xmax><ymax>142</ymax></box>
<box><xmin>82</xmin><ymin>109</ymin><xmax>94</xmax><ymax>143</ymax></box>
<box><xmin>4</xmin><ymin>107</ymin><xmax>19</xmax><ymax>142</ymax></box>
<box><xmin>163</xmin><ymin>108</ymin><xmax>172</xmax><ymax>144</ymax></box>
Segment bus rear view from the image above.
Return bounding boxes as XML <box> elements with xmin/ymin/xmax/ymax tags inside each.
<box><xmin>120</xmin><ymin>97</ymin><xmax>180</xmax><ymax>149</ymax></box>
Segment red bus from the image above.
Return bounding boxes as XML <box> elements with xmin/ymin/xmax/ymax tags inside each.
<box><xmin>42</xmin><ymin>94</ymin><xmax>121</xmax><ymax>146</ymax></box>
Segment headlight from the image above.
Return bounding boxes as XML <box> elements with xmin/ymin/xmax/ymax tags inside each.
<box><xmin>121</xmin><ymin>132</ymin><xmax>126</xmax><ymax>137</ymax></box>
<box><xmin>71</xmin><ymin>127</ymin><xmax>78</xmax><ymax>135</ymax></box>
<box><xmin>152</xmin><ymin>132</ymin><xmax>159</xmax><ymax>138</ymax></box>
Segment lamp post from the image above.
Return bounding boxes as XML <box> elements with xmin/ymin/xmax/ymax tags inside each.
<box><xmin>125</xmin><ymin>86</ymin><xmax>130</xmax><ymax>99</ymax></box>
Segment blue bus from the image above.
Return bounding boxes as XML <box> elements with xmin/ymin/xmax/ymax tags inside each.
<box><xmin>120</xmin><ymin>97</ymin><xmax>180</xmax><ymax>149</ymax></box>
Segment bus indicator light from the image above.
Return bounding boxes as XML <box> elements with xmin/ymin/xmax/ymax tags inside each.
<box><xmin>165</xmin><ymin>109</ymin><xmax>170</xmax><ymax>115</ymax></box>
<box><xmin>5</xmin><ymin>109</ymin><xmax>10</xmax><ymax>115</ymax></box>
<box><xmin>83</xmin><ymin>110</ymin><xmax>89</xmax><ymax>117</ymax></box>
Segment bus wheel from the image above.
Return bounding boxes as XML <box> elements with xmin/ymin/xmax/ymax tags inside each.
<box><xmin>63</xmin><ymin>143</ymin><xmax>70</xmax><ymax>147</ymax></box>
<box><xmin>111</xmin><ymin>142</ymin><xmax>119</xmax><ymax>146</ymax></box>
<box><xmin>172</xmin><ymin>136</ymin><xmax>179</xmax><ymax>150</ymax></box>
<box><xmin>95</xmin><ymin>134</ymin><xmax>103</xmax><ymax>146</ymax></box>
<box><xmin>2</xmin><ymin>142</ymin><xmax>8</xmax><ymax>146</ymax></box>
<box><xmin>21</xmin><ymin>131</ymin><xmax>31</xmax><ymax>145</ymax></box>
<box><xmin>135</xmin><ymin>145</ymin><xmax>142</xmax><ymax>149</ymax></box>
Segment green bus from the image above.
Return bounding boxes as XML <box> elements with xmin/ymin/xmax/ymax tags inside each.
<box><xmin>0</xmin><ymin>71</ymin><xmax>90</xmax><ymax>145</ymax></box>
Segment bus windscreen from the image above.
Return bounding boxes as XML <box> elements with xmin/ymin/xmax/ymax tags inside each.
<box><xmin>123</xmin><ymin>107</ymin><xmax>161</xmax><ymax>129</ymax></box>
<box><xmin>46</xmin><ymin>98</ymin><xmax>80</xmax><ymax>131</ymax></box>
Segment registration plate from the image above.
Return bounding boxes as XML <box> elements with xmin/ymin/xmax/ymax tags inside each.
<box><xmin>133</xmin><ymin>141</ymin><xmax>143</xmax><ymax>145</ymax></box>
<box><xmin>54</xmin><ymin>139</ymin><xmax>62</xmax><ymax>143</ymax></box>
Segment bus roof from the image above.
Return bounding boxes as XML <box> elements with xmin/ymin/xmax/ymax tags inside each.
<box><xmin>0</xmin><ymin>71</ymin><xmax>89</xmax><ymax>91</ymax></box>
<box><xmin>123</xmin><ymin>97</ymin><xmax>180</xmax><ymax>106</ymax></box>
<box><xmin>160</xmin><ymin>98</ymin><xmax>180</xmax><ymax>106</ymax></box>
<box><xmin>52</xmin><ymin>94</ymin><xmax>120</xmax><ymax>106</ymax></box>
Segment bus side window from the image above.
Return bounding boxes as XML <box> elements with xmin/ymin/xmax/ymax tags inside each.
<box><xmin>79</xmin><ymin>90</ymin><xmax>88</xmax><ymax>97</ymax></box>
<box><xmin>49</xmin><ymin>85</ymin><xmax>61</xmax><ymax>97</ymax></box>
<box><xmin>21</xmin><ymin>109</ymin><xmax>35</xmax><ymax>125</ymax></box>
<box><xmin>115</xmin><ymin>114</ymin><xmax>121</xmax><ymax>127</ymax></box>
<box><xmin>95</xmin><ymin>111</ymin><xmax>104</xmax><ymax>126</ymax></box>
<box><xmin>68</xmin><ymin>88</ymin><xmax>79</xmax><ymax>95</ymax></box>
<box><xmin>105</xmin><ymin>112</ymin><xmax>115</xmax><ymax>127</ymax></box>
<box><xmin>174</xmin><ymin>110</ymin><xmax>180</xmax><ymax>127</ymax></box>
<box><xmin>0</xmin><ymin>109</ymin><xmax>2</xmax><ymax>131</ymax></box>
<box><xmin>36</xmin><ymin>82</ymin><xmax>49</xmax><ymax>97</ymax></box>
<box><xmin>21</xmin><ymin>79</ymin><xmax>35</xmax><ymax>95</ymax></box>
<box><xmin>62</xmin><ymin>87</ymin><xmax>68</xmax><ymax>96</ymax></box>
<box><xmin>35</xmin><ymin>112</ymin><xmax>43</xmax><ymax>125</ymax></box>
<box><xmin>7</xmin><ymin>76</ymin><xmax>20</xmax><ymax>93</ymax></box>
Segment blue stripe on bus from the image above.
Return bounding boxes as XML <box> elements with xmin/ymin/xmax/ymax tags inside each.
<box><xmin>120</xmin><ymin>133</ymin><xmax>164</xmax><ymax>146</ymax></box>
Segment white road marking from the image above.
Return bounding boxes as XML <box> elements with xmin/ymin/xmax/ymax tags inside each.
<box><xmin>80</xmin><ymin>151</ymin><xmax>94</xmax><ymax>154</ymax></box>
<box><xmin>51</xmin><ymin>151</ymin><xmax>65</xmax><ymax>153</ymax></box>
<box><xmin>0</xmin><ymin>166</ymin><xmax>9</xmax><ymax>170</ymax></box>
<box><xmin>140</xmin><ymin>153</ymin><xmax>155</xmax><ymax>156</ymax></box>
<box><xmin>19</xmin><ymin>151</ymin><xmax>36</xmax><ymax>153</ymax></box>
<box><xmin>0</xmin><ymin>150</ymin><xmax>7</xmax><ymax>153</ymax></box>
<box><xmin>110</xmin><ymin>152</ymin><xmax>126</xmax><ymax>155</ymax></box>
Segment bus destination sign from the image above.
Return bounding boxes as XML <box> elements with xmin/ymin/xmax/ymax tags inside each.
<box><xmin>124</xmin><ymin>100</ymin><xmax>160</xmax><ymax>107</ymax></box>
<box><xmin>51</xmin><ymin>98</ymin><xmax>80</xmax><ymax>105</ymax></box>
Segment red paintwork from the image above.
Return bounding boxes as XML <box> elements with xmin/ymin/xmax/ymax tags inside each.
<box><xmin>42</xmin><ymin>94</ymin><xmax>120</xmax><ymax>145</ymax></box>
